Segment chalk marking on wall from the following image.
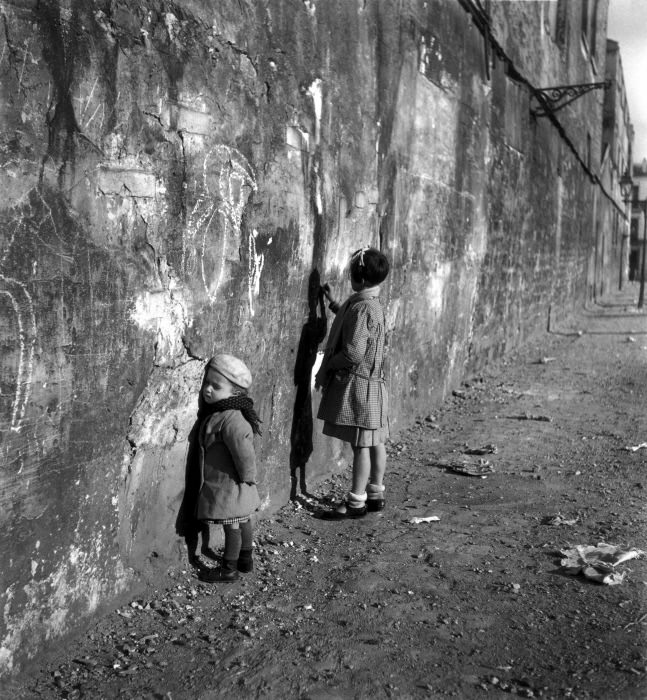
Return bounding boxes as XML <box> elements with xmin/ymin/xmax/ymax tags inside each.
<box><xmin>183</xmin><ymin>145</ymin><xmax>257</xmax><ymax>304</ymax></box>
<box><xmin>247</xmin><ymin>229</ymin><xmax>267</xmax><ymax>317</ymax></box>
<box><xmin>80</xmin><ymin>76</ymin><xmax>99</xmax><ymax>120</ymax></box>
<box><xmin>0</xmin><ymin>276</ymin><xmax>37</xmax><ymax>433</ymax></box>
<box><xmin>35</xmin><ymin>188</ymin><xmax>66</xmax><ymax>251</ymax></box>
<box><xmin>84</xmin><ymin>102</ymin><xmax>103</xmax><ymax>131</ymax></box>
<box><xmin>18</xmin><ymin>37</ymin><xmax>28</xmax><ymax>92</ymax></box>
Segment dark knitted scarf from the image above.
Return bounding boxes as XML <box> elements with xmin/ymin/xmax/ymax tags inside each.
<box><xmin>209</xmin><ymin>395</ymin><xmax>263</xmax><ymax>436</ymax></box>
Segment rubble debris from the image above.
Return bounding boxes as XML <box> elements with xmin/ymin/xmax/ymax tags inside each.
<box><xmin>507</xmin><ymin>413</ymin><xmax>552</xmax><ymax>422</ymax></box>
<box><xmin>409</xmin><ymin>516</ymin><xmax>440</xmax><ymax>524</ymax></box>
<box><xmin>434</xmin><ymin>459</ymin><xmax>494</xmax><ymax>478</ymax></box>
<box><xmin>463</xmin><ymin>443</ymin><xmax>498</xmax><ymax>455</ymax></box>
<box><xmin>559</xmin><ymin>543</ymin><xmax>645</xmax><ymax>585</ymax></box>
<box><xmin>542</xmin><ymin>514</ymin><xmax>579</xmax><ymax>526</ymax></box>
<box><xmin>483</xmin><ymin>675</ymin><xmax>540</xmax><ymax>697</ymax></box>
<box><xmin>72</xmin><ymin>657</ymin><xmax>98</xmax><ymax>668</ymax></box>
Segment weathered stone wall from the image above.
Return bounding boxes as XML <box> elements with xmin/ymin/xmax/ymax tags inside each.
<box><xmin>0</xmin><ymin>0</ymin><xmax>609</xmax><ymax>673</ymax></box>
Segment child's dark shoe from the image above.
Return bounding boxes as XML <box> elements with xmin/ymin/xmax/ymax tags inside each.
<box><xmin>237</xmin><ymin>548</ymin><xmax>254</xmax><ymax>573</ymax></box>
<box><xmin>366</xmin><ymin>497</ymin><xmax>385</xmax><ymax>512</ymax></box>
<box><xmin>319</xmin><ymin>502</ymin><xmax>367</xmax><ymax>520</ymax></box>
<box><xmin>366</xmin><ymin>484</ymin><xmax>385</xmax><ymax>512</ymax></box>
<box><xmin>199</xmin><ymin>560</ymin><xmax>239</xmax><ymax>583</ymax></box>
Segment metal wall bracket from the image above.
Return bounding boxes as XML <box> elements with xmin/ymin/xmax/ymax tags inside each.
<box><xmin>531</xmin><ymin>80</ymin><xmax>611</xmax><ymax>117</ymax></box>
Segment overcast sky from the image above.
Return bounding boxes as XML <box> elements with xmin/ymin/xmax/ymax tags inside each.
<box><xmin>607</xmin><ymin>0</ymin><xmax>647</xmax><ymax>163</ymax></box>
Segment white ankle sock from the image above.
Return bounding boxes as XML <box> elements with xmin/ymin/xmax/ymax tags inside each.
<box><xmin>347</xmin><ymin>491</ymin><xmax>367</xmax><ymax>506</ymax></box>
<box><xmin>367</xmin><ymin>483</ymin><xmax>385</xmax><ymax>497</ymax></box>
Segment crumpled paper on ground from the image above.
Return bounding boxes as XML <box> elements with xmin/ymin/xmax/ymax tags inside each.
<box><xmin>623</xmin><ymin>442</ymin><xmax>647</xmax><ymax>452</ymax></box>
<box><xmin>409</xmin><ymin>516</ymin><xmax>440</xmax><ymax>524</ymax></box>
<box><xmin>559</xmin><ymin>543</ymin><xmax>645</xmax><ymax>585</ymax></box>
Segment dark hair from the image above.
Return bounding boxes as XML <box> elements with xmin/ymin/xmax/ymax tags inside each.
<box><xmin>349</xmin><ymin>247</ymin><xmax>390</xmax><ymax>286</ymax></box>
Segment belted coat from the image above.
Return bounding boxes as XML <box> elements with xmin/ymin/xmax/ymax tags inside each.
<box><xmin>196</xmin><ymin>409</ymin><xmax>260</xmax><ymax>521</ymax></box>
<box><xmin>316</xmin><ymin>290</ymin><xmax>388</xmax><ymax>429</ymax></box>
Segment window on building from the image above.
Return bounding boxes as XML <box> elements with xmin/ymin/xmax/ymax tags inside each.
<box><xmin>543</xmin><ymin>0</ymin><xmax>558</xmax><ymax>36</ymax></box>
<box><xmin>581</xmin><ymin>0</ymin><xmax>600</xmax><ymax>59</ymax></box>
<box><xmin>555</xmin><ymin>0</ymin><xmax>568</xmax><ymax>47</ymax></box>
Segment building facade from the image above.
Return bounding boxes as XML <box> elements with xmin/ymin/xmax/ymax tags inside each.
<box><xmin>0</xmin><ymin>0</ymin><xmax>612</xmax><ymax>672</ymax></box>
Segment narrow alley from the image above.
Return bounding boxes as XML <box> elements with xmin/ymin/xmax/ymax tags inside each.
<box><xmin>7</xmin><ymin>286</ymin><xmax>646</xmax><ymax>700</ymax></box>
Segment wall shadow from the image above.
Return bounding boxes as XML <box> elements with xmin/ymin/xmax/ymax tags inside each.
<box><xmin>289</xmin><ymin>269</ymin><xmax>328</xmax><ymax>504</ymax></box>
<box><xmin>175</xmin><ymin>365</ymin><xmax>213</xmax><ymax>566</ymax></box>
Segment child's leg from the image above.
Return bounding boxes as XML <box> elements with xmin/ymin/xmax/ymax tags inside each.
<box><xmin>238</xmin><ymin>519</ymin><xmax>254</xmax><ymax>573</ymax></box>
<box><xmin>367</xmin><ymin>444</ymin><xmax>387</xmax><ymax>511</ymax></box>
<box><xmin>369</xmin><ymin>444</ymin><xmax>387</xmax><ymax>484</ymax></box>
<box><xmin>351</xmin><ymin>446</ymin><xmax>371</xmax><ymax>495</ymax></box>
<box><xmin>223</xmin><ymin>523</ymin><xmax>242</xmax><ymax>568</ymax></box>
<box><xmin>321</xmin><ymin>445</ymin><xmax>369</xmax><ymax>519</ymax></box>
<box><xmin>199</xmin><ymin>523</ymin><xmax>241</xmax><ymax>582</ymax></box>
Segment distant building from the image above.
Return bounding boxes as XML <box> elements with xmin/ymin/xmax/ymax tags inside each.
<box><xmin>596</xmin><ymin>39</ymin><xmax>633</xmax><ymax>292</ymax></box>
<box><xmin>630</xmin><ymin>158</ymin><xmax>647</xmax><ymax>281</ymax></box>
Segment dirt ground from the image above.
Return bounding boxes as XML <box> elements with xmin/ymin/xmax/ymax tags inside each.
<box><xmin>5</xmin><ymin>286</ymin><xmax>647</xmax><ymax>700</ymax></box>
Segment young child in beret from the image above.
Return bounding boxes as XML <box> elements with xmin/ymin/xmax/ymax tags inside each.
<box><xmin>315</xmin><ymin>246</ymin><xmax>390</xmax><ymax>518</ymax></box>
<box><xmin>196</xmin><ymin>353</ymin><xmax>262</xmax><ymax>582</ymax></box>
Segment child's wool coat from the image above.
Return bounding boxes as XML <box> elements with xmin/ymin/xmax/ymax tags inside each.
<box><xmin>196</xmin><ymin>409</ymin><xmax>260</xmax><ymax>521</ymax></box>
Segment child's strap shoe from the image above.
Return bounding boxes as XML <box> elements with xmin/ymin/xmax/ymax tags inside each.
<box><xmin>237</xmin><ymin>548</ymin><xmax>254</xmax><ymax>573</ymax></box>
<box><xmin>319</xmin><ymin>491</ymin><xmax>367</xmax><ymax>519</ymax></box>
<box><xmin>198</xmin><ymin>559</ymin><xmax>239</xmax><ymax>583</ymax></box>
<box><xmin>367</xmin><ymin>483</ymin><xmax>385</xmax><ymax>511</ymax></box>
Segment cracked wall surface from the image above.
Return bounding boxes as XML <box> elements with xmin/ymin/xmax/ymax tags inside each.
<box><xmin>0</xmin><ymin>0</ymin><xmax>610</xmax><ymax>674</ymax></box>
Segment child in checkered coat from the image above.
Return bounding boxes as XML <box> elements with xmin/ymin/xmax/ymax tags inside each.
<box><xmin>315</xmin><ymin>247</ymin><xmax>390</xmax><ymax>519</ymax></box>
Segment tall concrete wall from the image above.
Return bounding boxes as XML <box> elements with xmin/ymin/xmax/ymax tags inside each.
<box><xmin>0</xmin><ymin>0</ymin><xmax>608</xmax><ymax>673</ymax></box>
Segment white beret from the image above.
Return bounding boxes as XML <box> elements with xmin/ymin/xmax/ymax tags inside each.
<box><xmin>208</xmin><ymin>353</ymin><xmax>252</xmax><ymax>389</ymax></box>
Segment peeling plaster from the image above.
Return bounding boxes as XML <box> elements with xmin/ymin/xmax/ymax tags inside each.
<box><xmin>0</xmin><ymin>538</ymin><xmax>131</xmax><ymax>675</ymax></box>
<box><xmin>307</xmin><ymin>78</ymin><xmax>322</xmax><ymax>146</ymax></box>
<box><xmin>129</xmin><ymin>283</ymin><xmax>189</xmax><ymax>366</ymax></box>
<box><xmin>425</xmin><ymin>261</ymin><xmax>452</xmax><ymax>315</ymax></box>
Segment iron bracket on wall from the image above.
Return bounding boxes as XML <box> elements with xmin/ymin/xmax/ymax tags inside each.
<box><xmin>531</xmin><ymin>80</ymin><xmax>611</xmax><ymax>117</ymax></box>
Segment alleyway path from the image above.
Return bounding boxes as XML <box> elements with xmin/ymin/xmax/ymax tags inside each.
<box><xmin>8</xmin><ymin>286</ymin><xmax>647</xmax><ymax>700</ymax></box>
